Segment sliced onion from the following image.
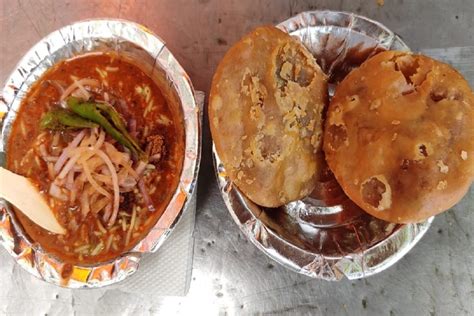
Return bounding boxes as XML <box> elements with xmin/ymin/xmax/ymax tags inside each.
<box><xmin>49</xmin><ymin>183</ymin><xmax>68</xmax><ymax>201</ymax></box>
<box><xmin>104</xmin><ymin>143</ymin><xmax>137</xmax><ymax>178</ymax></box>
<box><xmin>72</xmin><ymin>165</ymin><xmax>83</xmax><ymax>172</ymax></box>
<box><xmin>38</xmin><ymin>143</ymin><xmax>48</xmax><ymax>157</ymax></box>
<box><xmin>80</xmin><ymin>156</ymin><xmax>100</xmax><ymax>170</ymax></box>
<box><xmin>92</xmin><ymin>149</ymin><xmax>120</xmax><ymax>226</ymax></box>
<box><xmin>126</xmin><ymin>207</ymin><xmax>137</xmax><ymax>245</ymax></box>
<box><xmin>80</xmin><ymin>189</ymin><xmax>90</xmax><ymax>218</ymax></box>
<box><xmin>48</xmin><ymin>80</ymin><xmax>65</xmax><ymax>95</ymax></box>
<box><xmin>134</xmin><ymin>161</ymin><xmax>147</xmax><ymax>177</ymax></box>
<box><xmin>93</xmin><ymin>174</ymin><xmax>113</xmax><ymax>186</ymax></box>
<box><xmin>45</xmin><ymin>128</ymin><xmax>150</xmax><ymax>227</ymax></box>
<box><xmin>138</xmin><ymin>179</ymin><xmax>155</xmax><ymax>212</ymax></box>
<box><xmin>80</xmin><ymin>128</ymin><xmax>97</xmax><ymax>148</ymax></box>
<box><xmin>89</xmin><ymin>191</ymin><xmax>99</xmax><ymax>207</ymax></box>
<box><xmin>54</xmin><ymin>130</ymin><xmax>86</xmax><ymax>173</ymax></box>
<box><xmin>121</xmin><ymin>162</ymin><xmax>138</xmax><ymax>179</ymax></box>
<box><xmin>60</xmin><ymin>78</ymin><xmax>99</xmax><ymax>102</ymax></box>
<box><xmin>65</xmin><ymin>168</ymin><xmax>75</xmax><ymax>190</ymax></box>
<box><xmin>43</xmin><ymin>156</ymin><xmax>59</xmax><ymax>162</ymax></box>
<box><xmin>93</xmin><ymin>129</ymin><xmax>105</xmax><ymax>151</ymax></box>
<box><xmin>70</xmin><ymin>177</ymin><xmax>84</xmax><ymax>203</ymax></box>
<box><xmin>75</xmin><ymin>81</ymin><xmax>90</xmax><ymax>99</ymax></box>
<box><xmin>71</xmin><ymin>88</ymin><xmax>89</xmax><ymax>100</ymax></box>
<box><xmin>119</xmin><ymin>177</ymin><xmax>137</xmax><ymax>193</ymax></box>
<box><xmin>129</xmin><ymin>119</ymin><xmax>137</xmax><ymax>138</ymax></box>
<box><xmin>52</xmin><ymin>132</ymin><xmax>60</xmax><ymax>147</ymax></box>
<box><xmin>104</xmin><ymin>142</ymin><xmax>124</xmax><ymax>165</ymax></box>
<box><xmin>82</xmin><ymin>160</ymin><xmax>111</xmax><ymax>198</ymax></box>
<box><xmin>92</xmin><ymin>196</ymin><xmax>110</xmax><ymax>214</ymax></box>
<box><xmin>57</xmin><ymin>147</ymin><xmax>93</xmax><ymax>179</ymax></box>
<box><xmin>47</xmin><ymin>162</ymin><xmax>55</xmax><ymax>179</ymax></box>
<box><xmin>103</xmin><ymin>203</ymin><xmax>112</xmax><ymax>223</ymax></box>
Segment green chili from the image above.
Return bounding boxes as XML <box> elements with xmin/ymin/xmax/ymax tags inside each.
<box><xmin>95</xmin><ymin>102</ymin><xmax>142</xmax><ymax>153</ymax></box>
<box><xmin>40</xmin><ymin>108</ymin><xmax>99</xmax><ymax>130</ymax></box>
<box><xmin>67</xmin><ymin>97</ymin><xmax>147</xmax><ymax>160</ymax></box>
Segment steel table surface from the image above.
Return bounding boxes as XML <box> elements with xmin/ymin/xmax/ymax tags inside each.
<box><xmin>1</xmin><ymin>0</ymin><xmax>473</xmax><ymax>315</ymax></box>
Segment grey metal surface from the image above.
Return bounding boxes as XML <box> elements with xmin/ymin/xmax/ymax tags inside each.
<box><xmin>1</xmin><ymin>0</ymin><xmax>473</xmax><ymax>315</ymax></box>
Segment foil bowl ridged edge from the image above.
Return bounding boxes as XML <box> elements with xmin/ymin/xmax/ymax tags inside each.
<box><xmin>0</xmin><ymin>19</ymin><xmax>201</xmax><ymax>288</ymax></box>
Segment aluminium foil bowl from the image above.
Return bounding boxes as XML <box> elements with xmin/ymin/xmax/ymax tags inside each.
<box><xmin>212</xmin><ymin>11</ymin><xmax>433</xmax><ymax>281</ymax></box>
<box><xmin>0</xmin><ymin>19</ymin><xmax>201</xmax><ymax>288</ymax></box>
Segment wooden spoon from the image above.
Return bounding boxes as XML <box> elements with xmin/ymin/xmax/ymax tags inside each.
<box><xmin>0</xmin><ymin>167</ymin><xmax>66</xmax><ymax>234</ymax></box>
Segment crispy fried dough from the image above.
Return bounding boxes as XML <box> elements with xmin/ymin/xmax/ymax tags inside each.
<box><xmin>324</xmin><ymin>51</ymin><xmax>474</xmax><ymax>223</ymax></box>
<box><xmin>210</xmin><ymin>26</ymin><xmax>328</xmax><ymax>207</ymax></box>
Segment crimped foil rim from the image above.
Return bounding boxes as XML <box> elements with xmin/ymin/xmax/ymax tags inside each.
<box><xmin>0</xmin><ymin>18</ymin><xmax>201</xmax><ymax>288</ymax></box>
<box><xmin>212</xmin><ymin>11</ymin><xmax>433</xmax><ymax>281</ymax></box>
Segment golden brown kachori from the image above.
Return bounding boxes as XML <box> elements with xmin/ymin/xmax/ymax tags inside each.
<box><xmin>324</xmin><ymin>50</ymin><xmax>474</xmax><ymax>223</ymax></box>
<box><xmin>210</xmin><ymin>26</ymin><xmax>328</xmax><ymax>207</ymax></box>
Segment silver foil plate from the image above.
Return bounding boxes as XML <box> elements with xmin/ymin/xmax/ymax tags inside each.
<box><xmin>0</xmin><ymin>19</ymin><xmax>201</xmax><ymax>288</ymax></box>
<box><xmin>213</xmin><ymin>11</ymin><xmax>433</xmax><ymax>281</ymax></box>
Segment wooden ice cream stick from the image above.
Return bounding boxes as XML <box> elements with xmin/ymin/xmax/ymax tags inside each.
<box><xmin>0</xmin><ymin>167</ymin><xmax>66</xmax><ymax>235</ymax></box>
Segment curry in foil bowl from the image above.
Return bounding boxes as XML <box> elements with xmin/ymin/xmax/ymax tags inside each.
<box><xmin>210</xmin><ymin>11</ymin><xmax>473</xmax><ymax>280</ymax></box>
<box><xmin>0</xmin><ymin>19</ymin><xmax>200</xmax><ymax>287</ymax></box>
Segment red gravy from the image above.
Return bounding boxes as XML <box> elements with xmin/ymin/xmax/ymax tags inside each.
<box><xmin>7</xmin><ymin>52</ymin><xmax>185</xmax><ymax>264</ymax></box>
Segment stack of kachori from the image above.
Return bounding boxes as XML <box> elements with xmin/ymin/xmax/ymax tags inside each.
<box><xmin>210</xmin><ymin>27</ymin><xmax>474</xmax><ymax>224</ymax></box>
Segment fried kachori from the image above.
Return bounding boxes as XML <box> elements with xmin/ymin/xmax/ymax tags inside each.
<box><xmin>210</xmin><ymin>26</ymin><xmax>328</xmax><ymax>207</ymax></box>
<box><xmin>324</xmin><ymin>50</ymin><xmax>474</xmax><ymax>223</ymax></box>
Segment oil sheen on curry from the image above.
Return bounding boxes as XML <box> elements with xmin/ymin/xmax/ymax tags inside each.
<box><xmin>6</xmin><ymin>52</ymin><xmax>185</xmax><ymax>264</ymax></box>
